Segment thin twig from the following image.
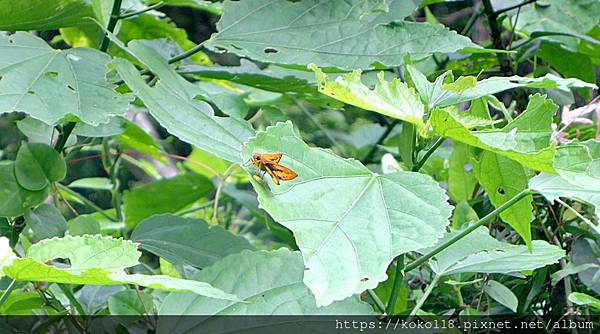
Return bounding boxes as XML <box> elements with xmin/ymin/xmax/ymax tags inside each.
<box><xmin>556</xmin><ymin>198</ymin><xmax>600</xmax><ymax>235</ymax></box>
<box><xmin>294</xmin><ymin>99</ymin><xmax>345</xmax><ymax>155</ymax></box>
<box><xmin>412</xmin><ymin>137</ymin><xmax>445</xmax><ymax>172</ymax></box>
<box><xmin>361</xmin><ymin>120</ymin><xmax>399</xmax><ymax>163</ymax></box>
<box><xmin>494</xmin><ymin>0</ymin><xmax>537</xmax><ymax>16</ymax></box>
<box><xmin>386</xmin><ymin>254</ymin><xmax>405</xmax><ymax>315</ymax></box>
<box><xmin>119</xmin><ymin>1</ymin><xmax>164</xmax><ymax>19</ymax></box>
<box><xmin>409</xmin><ymin>274</ymin><xmax>440</xmax><ymax>316</ymax></box>
<box><xmin>367</xmin><ymin>289</ymin><xmax>386</xmax><ymax>314</ymax></box>
<box><xmin>56</xmin><ymin>183</ymin><xmax>119</xmax><ymax>222</ymax></box>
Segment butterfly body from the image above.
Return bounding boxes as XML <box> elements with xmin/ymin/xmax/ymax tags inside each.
<box><xmin>250</xmin><ymin>153</ymin><xmax>298</xmax><ymax>185</ymax></box>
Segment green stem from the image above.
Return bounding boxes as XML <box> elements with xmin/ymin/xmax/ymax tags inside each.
<box><xmin>482</xmin><ymin>0</ymin><xmax>513</xmax><ymax>76</ymax></box>
<box><xmin>58</xmin><ymin>284</ymin><xmax>86</xmax><ymax>315</ymax></box>
<box><xmin>212</xmin><ymin>164</ymin><xmax>238</xmax><ymax>222</ymax></box>
<box><xmin>57</xmin><ymin>183</ymin><xmax>119</xmax><ymax>222</ymax></box>
<box><xmin>398</xmin><ymin>123</ymin><xmax>416</xmax><ymax>170</ymax></box>
<box><xmin>177</xmin><ymin>201</ymin><xmax>214</xmax><ymax>216</ymax></box>
<box><xmin>294</xmin><ymin>99</ymin><xmax>343</xmax><ymax>155</ymax></box>
<box><xmin>412</xmin><ymin>137</ymin><xmax>444</xmax><ymax>172</ymax></box>
<box><xmin>386</xmin><ymin>254</ymin><xmax>405</xmax><ymax>315</ymax></box>
<box><xmin>98</xmin><ymin>0</ymin><xmax>124</xmax><ymax>52</ymax></box>
<box><xmin>367</xmin><ymin>289</ymin><xmax>386</xmax><ymax>314</ymax></box>
<box><xmin>119</xmin><ymin>1</ymin><xmax>164</xmax><ymax>19</ymax></box>
<box><xmin>168</xmin><ymin>42</ymin><xmax>207</xmax><ymax>64</ymax></box>
<box><xmin>54</xmin><ymin>122</ymin><xmax>76</xmax><ymax>152</ymax></box>
<box><xmin>0</xmin><ymin>279</ymin><xmax>17</xmax><ymax>307</ymax></box>
<box><xmin>109</xmin><ymin>155</ymin><xmax>123</xmax><ymax>221</ymax></box>
<box><xmin>404</xmin><ymin>189</ymin><xmax>534</xmax><ymax>273</ymax></box>
<box><xmin>409</xmin><ymin>274</ymin><xmax>440</xmax><ymax>316</ymax></box>
<box><xmin>493</xmin><ymin>0</ymin><xmax>536</xmax><ymax>16</ymax></box>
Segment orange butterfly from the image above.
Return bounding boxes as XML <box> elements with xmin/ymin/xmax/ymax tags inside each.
<box><xmin>250</xmin><ymin>152</ymin><xmax>298</xmax><ymax>185</ymax></box>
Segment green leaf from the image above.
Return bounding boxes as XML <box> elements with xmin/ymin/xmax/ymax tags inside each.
<box><xmin>474</xmin><ymin>151</ymin><xmax>533</xmax><ymax>249</ymax></box>
<box><xmin>24</xmin><ymin>204</ymin><xmax>67</xmax><ymax>240</ymax></box>
<box><xmin>205</xmin><ymin>0</ymin><xmax>477</xmax><ymax>70</ymax></box>
<box><xmin>530</xmin><ymin>140</ymin><xmax>600</xmax><ymax>220</ymax></box>
<box><xmin>15</xmin><ymin>142</ymin><xmax>66</xmax><ymax>191</ymax></box>
<box><xmin>108</xmin><ymin>289</ymin><xmax>154</xmax><ymax>315</ymax></box>
<box><xmin>112</xmin><ymin>40</ymin><xmax>254</xmax><ymax>162</ymax></box>
<box><xmin>0</xmin><ymin>291</ymin><xmax>46</xmax><ymax>315</ymax></box>
<box><xmin>242</xmin><ymin>122</ymin><xmax>452</xmax><ymax>306</ymax></box>
<box><xmin>569</xmin><ymin>292</ymin><xmax>600</xmax><ymax>309</ymax></box>
<box><xmin>448</xmin><ymin>143</ymin><xmax>477</xmax><ymax>202</ymax></box>
<box><xmin>76</xmin><ymin>285</ymin><xmax>124</xmax><ymax>315</ymax></box>
<box><xmin>484</xmin><ymin>280</ymin><xmax>518</xmax><ymax>312</ymax></box>
<box><xmin>537</xmin><ymin>42</ymin><xmax>595</xmax><ymax>84</ymax></box>
<box><xmin>116</xmin><ymin>120</ymin><xmax>164</xmax><ymax>160</ymax></box>
<box><xmin>431</xmin><ymin>94</ymin><xmax>557</xmax><ymax>172</ymax></box>
<box><xmin>406</xmin><ymin>65</ymin><xmax>596</xmax><ymax>109</ymax></box>
<box><xmin>181</xmin><ymin>60</ymin><xmax>317</xmax><ymax>94</ymax></box>
<box><xmin>451</xmin><ymin>200</ymin><xmax>478</xmax><ymax>229</ymax></box>
<box><xmin>0</xmin><ymin>0</ymin><xmax>95</xmax><ymax>31</ymax></box>
<box><xmin>0</xmin><ymin>161</ymin><xmax>49</xmax><ymax>218</ymax></box>
<box><xmin>72</xmin><ymin>116</ymin><xmax>126</xmax><ymax>137</ymax></box>
<box><xmin>310</xmin><ymin>65</ymin><xmax>425</xmax><ymax>129</ymax></box>
<box><xmin>551</xmin><ymin>263</ymin><xmax>600</xmax><ymax>286</ymax></box>
<box><xmin>16</xmin><ymin>118</ymin><xmax>54</xmax><ymax>145</ymax></box>
<box><xmin>68</xmin><ymin>177</ymin><xmax>112</xmax><ymax>190</ymax></box>
<box><xmin>510</xmin><ymin>0</ymin><xmax>600</xmax><ymax>37</ymax></box>
<box><xmin>0</xmin><ymin>33</ymin><xmax>130</xmax><ymax>126</ymax></box>
<box><xmin>123</xmin><ymin>173</ymin><xmax>214</xmax><ymax>230</ymax></box>
<box><xmin>159</xmin><ymin>249</ymin><xmax>374</xmax><ymax>318</ymax></box>
<box><xmin>131</xmin><ymin>214</ymin><xmax>255</xmax><ymax>268</ymax></box>
<box><xmin>2</xmin><ymin>235</ymin><xmax>238</xmax><ymax>301</ymax></box>
<box><xmin>425</xmin><ymin>227</ymin><xmax>564</xmax><ymax>276</ymax></box>
<box><xmin>67</xmin><ymin>215</ymin><xmax>101</xmax><ymax>236</ymax></box>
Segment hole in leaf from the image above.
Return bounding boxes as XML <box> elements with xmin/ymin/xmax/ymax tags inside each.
<box><xmin>44</xmin><ymin>71</ymin><xmax>58</xmax><ymax>78</ymax></box>
<box><xmin>27</xmin><ymin>90</ymin><xmax>35</xmax><ymax>95</ymax></box>
<box><xmin>361</xmin><ymin>277</ymin><xmax>369</xmax><ymax>282</ymax></box>
<box><xmin>497</xmin><ymin>187</ymin><xmax>505</xmax><ymax>195</ymax></box>
<box><xmin>263</xmin><ymin>47</ymin><xmax>279</xmax><ymax>54</ymax></box>
<box><xmin>67</xmin><ymin>84</ymin><xmax>76</xmax><ymax>92</ymax></box>
<box><xmin>8</xmin><ymin>38</ymin><xmax>14</xmax><ymax>44</ymax></box>
<box><xmin>463</xmin><ymin>163</ymin><xmax>473</xmax><ymax>173</ymax></box>
<box><xmin>304</xmin><ymin>267</ymin><xmax>310</xmax><ymax>271</ymax></box>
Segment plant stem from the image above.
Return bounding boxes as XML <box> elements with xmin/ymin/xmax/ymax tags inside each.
<box><xmin>404</xmin><ymin>189</ymin><xmax>534</xmax><ymax>273</ymax></box>
<box><xmin>212</xmin><ymin>164</ymin><xmax>238</xmax><ymax>222</ymax></box>
<box><xmin>109</xmin><ymin>155</ymin><xmax>123</xmax><ymax>221</ymax></box>
<box><xmin>386</xmin><ymin>254</ymin><xmax>405</xmax><ymax>315</ymax></box>
<box><xmin>555</xmin><ymin>198</ymin><xmax>600</xmax><ymax>235</ymax></box>
<box><xmin>54</xmin><ymin>123</ymin><xmax>76</xmax><ymax>152</ymax></box>
<box><xmin>176</xmin><ymin>200</ymin><xmax>214</xmax><ymax>216</ymax></box>
<box><xmin>412</xmin><ymin>137</ymin><xmax>444</xmax><ymax>172</ymax></box>
<box><xmin>367</xmin><ymin>289</ymin><xmax>386</xmax><ymax>314</ymax></box>
<box><xmin>98</xmin><ymin>0</ymin><xmax>124</xmax><ymax>52</ymax></box>
<box><xmin>361</xmin><ymin>120</ymin><xmax>399</xmax><ymax>163</ymax></box>
<box><xmin>119</xmin><ymin>1</ymin><xmax>164</xmax><ymax>19</ymax></box>
<box><xmin>57</xmin><ymin>183</ymin><xmax>119</xmax><ymax>222</ymax></box>
<box><xmin>481</xmin><ymin>0</ymin><xmax>513</xmax><ymax>76</ymax></box>
<box><xmin>58</xmin><ymin>284</ymin><xmax>86</xmax><ymax>315</ymax></box>
<box><xmin>494</xmin><ymin>0</ymin><xmax>536</xmax><ymax>16</ymax></box>
<box><xmin>409</xmin><ymin>274</ymin><xmax>440</xmax><ymax>316</ymax></box>
<box><xmin>294</xmin><ymin>99</ymin><xmax>344</xmax><ymax>154</ymax></box>
<box><xmin>168</xmin><ymin>42</ymin><xmax>207</xmax><ymax>64</ymax></box>
<box><xmin>0</xmin><ymin>279</ymin><xmax>17</xmax><ymax>307</ymax></box>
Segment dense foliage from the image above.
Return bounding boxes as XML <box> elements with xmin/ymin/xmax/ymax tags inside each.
<box><xmin>0</xmin><ymin>0</ymin><xmax>599</xmax><ymax>328</ymax></box>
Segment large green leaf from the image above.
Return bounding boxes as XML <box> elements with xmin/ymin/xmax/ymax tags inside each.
<box><xmin>122</xmin><ymin>173</ymin><xmax>214</xmax><ymax>229</ymax></box>
<box><xmin>0</xmin><ymin>33</ymin><xmax>130</xmax><ymax>126</ymax></box>
<box><xmin>0</xmin><ymin>161</ymin><xmax>48</xmax><ymax>218</ymax></box>
<box><xmin>310</xmin><ymin>65</ymin><xmax>425</xmax><ymax>129</ymax></box>
<box><xmin>424</xmin><ymin>227</ymin><xmax>564</xmax><ymax>275</ymax></box>
<box><xmin>406</xmin><ymin>65</ymin><xmax>596</xmax><ymax>109</ymax></box>
<box><xmin>431</xmin><ymin>94</ymin><xmax>557</xmax><ymax>172</ymax></box>
<box><xmin>205</xmin><ymin>0</ymin><xmax>477</xmax><ymax>70</ymax></box>
<box><xmin>0</xmin><ymin>0</ymin><xmax>95</xmax><ymax>31</ymax></box>
<box><xmin>530</xmin><ymin>140</ymin><xmax>600</xmax><ymax>220</ymax></box>
<box><xmin>242</xmin><ymin>122</ymin><xmax>452</xmax><ymax>306</ymax></box>
<box><xmin>158</xmin><ymin>249</ymin><xmax>374</xmax><ymax>321</ymax></box>
<box><xmin>474</xmin><ymin>151</ymin><xmax>533</xmax><ymax>248</ymax></box>
<box><xmin>112</xmin><ymin>40</ymin><xmax>255</xmax><ymax>162</ymax></box>
<box><xmin>131</xmin><ymin>214</ymin><xmax>255</xmax><ymax>268</ymax></box>
<box><xmin>2</xmin><ymin>235</ymin><xmax>238</xmax><ymax>301</ymax></box>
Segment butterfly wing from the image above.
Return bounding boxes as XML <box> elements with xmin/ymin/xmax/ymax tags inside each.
<box><xmin>269</xmin><ymin>163</ymin><xmax>298</xmax><ymax>181</ymax></box>
<box><xmin>259</xmin><ymin>153</ymin><xmax>283</xmax><ymax>164</ymax></box>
